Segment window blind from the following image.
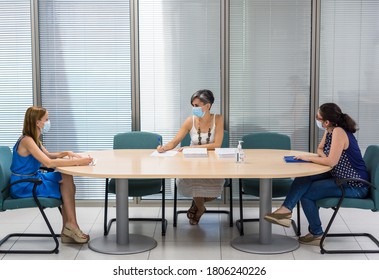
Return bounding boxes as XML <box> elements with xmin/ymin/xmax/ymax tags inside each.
<box><xmin>229</xmin><ymin>0</ymin><xmax>312</xmax><ymax>151</ymax></box>
<box><xmin>139</xmin><ymin>0</ymin><xmax>221</xmax><ymax>143</ymax></box>
<box><xmin>38</xmin><ymin>0</ymin><xmax>132</xmax><ymax>199</ymax></box>
<box><xmin>138</xmin><ymin>0</ymin><xmax>221</xmax><ymax>199</ymax></box>
<box><xmin>0</xmin><ymin>0</ymin><xmax>33</xmax><ymax>148</ymax></box>
<box><xmin>319</xmin><ymin>0</ymin><xmax>379</xmax><ymax>153</ymax></box>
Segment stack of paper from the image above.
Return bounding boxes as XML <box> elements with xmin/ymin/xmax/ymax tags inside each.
<box><xmin>215</xmin><ymin>148</ymin><xmax>237</xmax><ymax>158</ymax></box>
<box><xmin>182</xmin><ymin>148</ymin><xmax>208</xmax><ymax>158</ymax></box>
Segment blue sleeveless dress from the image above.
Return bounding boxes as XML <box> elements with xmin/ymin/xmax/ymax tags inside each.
<box><xmin>10</xmin><ymin>136</ymin><xmax>62</xmax><ymax>199</ymax></box>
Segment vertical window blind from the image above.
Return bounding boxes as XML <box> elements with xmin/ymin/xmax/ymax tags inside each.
<box><xmin>229</xmin><ymin>0</ymin><xmax>312</xmax><ymax>151</ymax></box>
<box><xmin>38</xmin><ymin>0</ymin><xmax>132</xmax><ymax>199</ymax></box>
<box><xmin>319</xmin><ymin>0</ymin><xmax>379</xmax><ymax>152</ymax></box>
<box><xmin>2</xmin><ymin>0</ymin><xmax>379</xmax><ymax>201</ymax></box>
<box><xmin>138</xmin><ymin>0</ymin><xmax>221</xmax><ymax>198</ymax></box>
<box><xmin>139</xmin><ymin>0</ymin><xmax>221</xmax><ymax>142</ymax></box>
<box><xmin>0</xmin><ymin>0</ymin><xmax>33</xmax><ymax>148</ymax></box>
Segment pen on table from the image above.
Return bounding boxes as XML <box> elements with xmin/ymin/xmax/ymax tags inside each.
<box><xmin>157</xmin><ymin>136</ymin><xmax>165</xmax><ymax>152</ymax></box>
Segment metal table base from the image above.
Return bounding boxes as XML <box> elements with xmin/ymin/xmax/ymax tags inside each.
<box><xmin>88</xmin><ymin>179</ymin><xmax>157</xmax><ymax>254</ymax></box>
<box><xmin>231</xmin><ymin>178</ymin><xmax>299</xmax><ymax>254</ymax></box>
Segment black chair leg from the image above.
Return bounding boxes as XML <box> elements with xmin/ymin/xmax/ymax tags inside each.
<box><xmin>237</xmin><ymin>179</ymin><xmax>244</xmax><ymax>235</ymax></box>
<box><xmin>161</xmin><ymin>179</ymin><xmax>166</xmax><ymax>236</ymax></box>
<box><xmin>296</xmin><ymin>201</ymin><xmax>301</xmax><ymax>236</ymax></box>
<box><xmin>173</xmin><ymin>180</ymin><xmax>178</xmax><ymax>227</ymax></box>
<box><xmin>104</xmin><ymin>178</ymin><xmax>110</xmax><ymax>236</ymax></box>
<box><xmin>229</xmin><ymin>179</ymin><xmax>233</xmax><ymax>227</ymax></box>
<box><xmin>0</xmin><ymin>204</ymin><xmax>60</xmax><ymax>254</ymax></box>
<box><xmin>319</xmin><ymin>204</ymin><xmax>379</xmax><ymax>254</ymax></box>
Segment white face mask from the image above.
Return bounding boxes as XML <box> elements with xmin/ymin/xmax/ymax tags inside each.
<box><xmin>316</xmin><ymin>119</ymin><xmax>324</xmax><ymax>130</ymax></box>
<box><xmin>41</xmin><ymin>120</ymin><xmax>51</xmax><ymax>134</ymax></box>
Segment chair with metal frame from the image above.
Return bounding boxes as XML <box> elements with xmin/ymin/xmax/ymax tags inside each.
<box><xmin>316</xmin><ymin>144</ymin><xmax>379</xmax><ymax>254</ymax></box>
<box><xmin>236</xmin><ymin>132</ymin><xmax>301</xmax><ymax>236</ymax></box>
<box><xmin>0</xmin><ymin>146</ymin><xmax>62</xmax><ymax>254</ymax></box>
<box><xmin>173</xmin><ymin>130</ymin><xmax>233</xmax><ymax>227</ymax></box>
<box><xmin>103</xmin><ymin>131</ymin><xmax>167</xmax><ymax>236</ymax></box>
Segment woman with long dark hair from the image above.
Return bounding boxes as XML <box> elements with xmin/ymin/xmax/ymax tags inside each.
<box><xmin>264</xmin><ymin>103</ymin><xmax>369</xmax><ymax>245</ymax></box>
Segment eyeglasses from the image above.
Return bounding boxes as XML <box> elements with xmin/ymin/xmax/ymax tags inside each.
<box><xmin>198</xmin><ymin>127</ymin><xmax>211</xmax><ymax>145</ymax></box>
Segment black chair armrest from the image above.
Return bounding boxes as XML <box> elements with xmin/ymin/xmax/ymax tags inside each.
<box><xmin>39</xmin><ymin>166</ymin><xmax>55</xmax><ymax>173</ymax></box>
<box><xmin>1</xmin><ymin>178</ymin><xmax>42</xmax><ymax>194</ymax></box>
<box><xmin>334</xmin><ymin>177</ymin><xmax>375</xmax><ymax>205</ymax></box>
<box><xmin>336</xmin><ymin>178</ymin><xmax>376</xmax><ymax>189</ymax></box>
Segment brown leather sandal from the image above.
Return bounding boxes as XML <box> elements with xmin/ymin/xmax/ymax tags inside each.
<box><xmin>187</xmin><ymin>200</ymin><xmax>197</xmax><ymax>219</ymax></box>
<box><xmin>189</xmin><ymin>207</ymin><xmax>206</xmax><ymax>225</ymax></box>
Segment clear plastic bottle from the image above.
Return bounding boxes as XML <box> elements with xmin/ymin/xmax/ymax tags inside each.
<box><xmin>236</xmin><ymin>140</ymin><xmax>244</xmax><ymax>163</ymax></box>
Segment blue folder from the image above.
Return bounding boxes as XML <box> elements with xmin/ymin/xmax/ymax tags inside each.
<box><xmin>283</xmin><ymin>156</ymin><xmax>308</xmax><ymax>163</ymax></box>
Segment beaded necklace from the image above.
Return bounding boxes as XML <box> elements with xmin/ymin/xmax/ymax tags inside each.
<box><xmin>197</xmin><ymin>127</ymin><xmax>211</xmax><ymax>145</ymax></box>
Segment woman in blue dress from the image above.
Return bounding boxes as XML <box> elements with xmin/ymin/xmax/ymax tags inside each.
<box><xmin>10</xmin><ymin>106</ymin><xmax>93</xmax><ymax>244</ymax></box>
<box><xmin>264</xmin><ymin>103</ymin><xmax>369</xmax><ymax>246</ymax></box>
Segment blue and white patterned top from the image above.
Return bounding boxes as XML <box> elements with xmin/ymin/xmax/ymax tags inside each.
<box><xmin>323</xmin><ymin>130</ymin><xmax>369</xmax><ymax>187</ymax></box>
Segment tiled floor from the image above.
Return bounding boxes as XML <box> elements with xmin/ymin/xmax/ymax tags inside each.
<box><xmin>1</xmin><ymin>201</ymin><xmax>379</xmax><ymax>260</ymax></box>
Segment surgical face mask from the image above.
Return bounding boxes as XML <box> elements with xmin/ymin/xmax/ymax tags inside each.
<box><xmin>316</xmin><ymin>119</ymin><xmax>324</xmax><ymax>130</ymax></box>
<box><xmin>41</xmin><ymin>120</ymin><xmax>51</xmax><ymax>134</ymax></box>
<box><xmin>192</xmin><ymin>106</ymin><xmax>206</xmax><ymax>118</ymax></box>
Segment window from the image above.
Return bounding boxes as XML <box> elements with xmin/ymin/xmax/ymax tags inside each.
<box><xmin>319</xmin><ymin>0</ymin><xmax>379</xmax><ymax>152</ymax></box>
<box><xmin>138</xmin><ymin>0</ymin><xmax>221</xmax><ymax>198</ymax></box>
<box><xmin>229</xmin><ymin>0</ymin><xmax>312</xmax><ymax>151</ymax></box>
<box><xmin>139</xmin><ymin>0</ymin><xmax>221</xmax><ymax>142</ymax></box>
<box><xmin>38</xmin><ymin>0</ymin><xmax>132</xmax><ymax>199</ymax></box>
<box><xmin>0</xmin><ymin>0</ymin><xmax>33</xmax><ymax>148</ymax></box>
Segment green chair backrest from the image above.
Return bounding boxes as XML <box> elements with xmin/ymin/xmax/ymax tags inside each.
<box><xmin>240</xmin><ymin>132</ymin><xmax>292</xmax><ymax>197</ymax></box>
<box><xmin>114</xmin><ymin>131</ymin><xmax>162</xmax><ymax>149</ymax></box>
<box><xmin>242</xmin><ymin>132</ymin><xmax>291</xmax><ymax>150</ymax></box>
<box><xmin>364</xmin><ymin>145</ymin><xmax>379</xmax><ymax>210</ymax></box>
<box><xmin>110</xmin><ymin>131</ymin><xmax>163</xmax><ymax>196</ymax></box>
<box><xmin>0</xmin><ymin>146</ymin><xmax>13</xmax><ymax>210</ymax></box>
<box><xmin>181</xmin><ymin>130</ymin><xmax>229</xmax><ymax>148</ymax></box>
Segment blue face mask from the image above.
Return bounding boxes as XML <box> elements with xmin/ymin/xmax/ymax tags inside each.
<box><xmin>41</xmin><ymin>120</ymin><xmax>51</xmax><ymax>134</ymax></box>
<box><xmin>192</xmin><ymin>106</ymin><xmax>206</xmax><ymax>118</ymax></box>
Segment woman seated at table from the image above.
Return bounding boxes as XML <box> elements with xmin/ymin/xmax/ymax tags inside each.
<box><xmin>264</xmin><ymin>102</ymin><xmax>369</xmax><ymax>246</ymax></box>
<box><xmin>10</xmin><ymin>106</ymin><xmax>93</xmax><ymax>244</ymax></box>
<box><xmin>157</xmin><ymin>89</ymin><xmax>225</xmax><ymax>225</ymax></box>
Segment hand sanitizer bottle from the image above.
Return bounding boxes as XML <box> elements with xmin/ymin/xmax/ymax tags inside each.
<box><xmin>236</xmin><ymin>140</ymin><xmax>244</xmax><ymax>163</ymax></box>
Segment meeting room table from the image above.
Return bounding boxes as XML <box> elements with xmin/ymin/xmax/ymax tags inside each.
<box><xmin>57</xmin><ymin>148</ymin><xmax>330</xmax><ymax>255</ymax></box>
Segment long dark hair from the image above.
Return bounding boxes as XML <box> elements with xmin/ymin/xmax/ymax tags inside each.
<box><xmin>319</xmin><ymin>103</ymin><xmax>358</xmax><ymax>133</ymax></box>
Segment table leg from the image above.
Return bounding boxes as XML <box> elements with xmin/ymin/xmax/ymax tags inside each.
<box><xmin>231</xmin><ymin>178</ymin><xmax>299</xmax><ymax>254</ymax></box>
<box><xmin>88</xmin><ymin>178</ymin><xmax>157</xmax><ymax>254</ymax></box>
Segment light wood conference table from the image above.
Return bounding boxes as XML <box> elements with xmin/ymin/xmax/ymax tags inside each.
<box><xmin>57</xmin><ymin>149</ymin><xmax>331</xmax><ymax>255</ymax></box>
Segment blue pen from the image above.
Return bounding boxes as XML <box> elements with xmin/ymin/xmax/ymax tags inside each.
<box><xmin>157</xmin><ymin>136</ymin><xmax>165</xmax><ymax>152</ymax></box>
<box><xmin>157</xmin><ymin>136</ymin><xmax>162</xmax><ymax>147</ymax></box>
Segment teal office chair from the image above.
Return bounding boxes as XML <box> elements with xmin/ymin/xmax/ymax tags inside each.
<box><xmin>104</xmin><ymin>131</ymin><xmax>167</xmax><ymax>236</ymax></box>
<box><xmin>173</xmin><ymin>130</ymin><xmax>233</xmax><ymax>227</ymax></box>
<box><xmin>316</xmin><ymin>144</ymin><xmax>379</xmax><ymax>254</ymax></box>
<box><xmin>0</xmin><ymin>146</ymin><xmax>62</xmax><ymax>254</ymax></box>
<box><xmin>236</xmin><ymin>132</ymin><xmax>301</xmax><ymax>236</ymax></box>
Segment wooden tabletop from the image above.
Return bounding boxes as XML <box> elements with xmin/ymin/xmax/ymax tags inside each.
<box><xmin>56</xmin><ymin>149</ymin><xmax>331</xmax><ymax>179</ymax></box>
